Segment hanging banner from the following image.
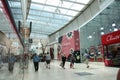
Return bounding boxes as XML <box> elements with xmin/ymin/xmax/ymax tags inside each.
<box><xmin>58</xmin><ymin>30</ymin><xmax>80</xmax><ymax>57</ymax></box>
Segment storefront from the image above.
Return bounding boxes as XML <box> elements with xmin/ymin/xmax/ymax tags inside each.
<box><xmin>101</xmin><ymin>30</ymin><xmax>120</xmax><ymax>66</ymax></box>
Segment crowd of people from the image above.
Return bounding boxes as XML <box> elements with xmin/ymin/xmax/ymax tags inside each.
<box><xmin>0</xmin><ymin>50</ymin><xmax>91</xmax><ymax>73</ymax></box>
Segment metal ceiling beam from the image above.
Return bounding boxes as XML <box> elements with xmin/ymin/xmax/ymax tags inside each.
<box><xmin>31</xmin><ymin>31</ymin><xmax>52</xmax><ymax>35</ymax></box>
<box><xmin>27</xmin><ymin>18</ymin><xmax>66</xmax><ymax>25</ymax></box>
<box><xmin>31</xmin><ymin>2</ymin><xmax>80</xmax><ymax>12</ymax></box>
<box><xmin>1</xmin><ymin>0</ymin><xmax>24</xmax><ymax>47</ymax></box>
<box><xmin>21</xmin><ymin>0</ymin><xmax>27</xmax><ymax>21</ymax></box>
<box><xmin>28</xmin><ymin>13</ymin><xmax>69</xmax><ymax>21</ymax></box>
<box><xmin>29</xmin><ymin>9</ymin><xmax>74</xmax><ymax>17</ymax></box>
<box><xmin>12</xmin><ymin>12</ymin><xmax>69</xmax><ymax>21</ymax></box>
<box><xmin>10</xmin><ymin>7</ymin><xmax>75</xmax><ymax>17</ymax></box>
<box><xmin>15</xmin><ymin>17</ymin><xmax>65</xmax><ymax>26</ymax></box>
<box><xmin>26</xmin><ymin>0</ymin><xmax>31</xmax><ymax>19</ymax></box>
<box><xmin>62</xmin><ymin>0</ymin><xmax>86</xmax><ymax>5</ymax></box>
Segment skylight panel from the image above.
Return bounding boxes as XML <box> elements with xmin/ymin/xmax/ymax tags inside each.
<box><xmin>61</xmin><ymin>1</ymin><xmax>73</xmax><ymax>8</ymax></box>
<box><xmin>9</xmin><ymin>2</ymin><xmax>21</xmax><ymax>7</ymax></box>
<box><xmin>54</xmin><ymin>14</ymin><xmax>72</xmax><ymax>20</ymax></box>
<box><xmin>76</xmin><ymin>0</ymin><xmax>90</xmax><ymax>4</ymax></box>
<box><xmin>41</xmin><ymin>12</ymin><xmax>53</xmax><ymax>17</ymax></box>
<box><xmin>66</xmin><ymin>10</ymin><xmax>78</xmax><ymax>16</ymax></box>
<box><xmin>32</xmin><ymin>0</ymin><xmax>46</xmax><ymax>4</ymax></box>
<box><xmin>44</xmin><ymin>6</ymin><xmax>56</xmax><ymax>12</ymax></box>
<box><xmin>69</xmin><ymin>0</ymin><xmax>90</xmax><ymax>4</ymax></box>
<box><xmin>71</xmin><ymin>4</ymin><xmax>85</xmax><ymax>11</ymax></box>
<box><xmin>58</xmin><ymin>8</ymin><xmax>68</xmax><ymax>14</ymax></box>
<box><xmin>46</xmin><ymin>0</ymin><xmax>60</xmax><ymax>6</ymax></box>
<box><xmin>30</xmin><ymin>4</ymin><xmax>44</xmax><ymax>10</ymax></box>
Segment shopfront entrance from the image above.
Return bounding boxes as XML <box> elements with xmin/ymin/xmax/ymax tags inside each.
<box><xmin>101</xmin><ymin>30</ymin><xmax>120</xmax><ymax>66</ymax></box>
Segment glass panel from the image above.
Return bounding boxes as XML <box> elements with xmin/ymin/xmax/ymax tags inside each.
<box><xmin>29</xmin><ymin>9</ymin><xmax>41</xmax><ymax>15</ymax></box>
<box><xmin>44</xmin><ymin>6</ymin><xmax>56</xmax><ymax>12</ymax></box>
<box><xmin>8</xmin><ymin>1</ymin><xmax>21</xmax><ymax>7</ymax></box>
<box><xmin>39</xmin><ymin>17</ymin><xmax>50</xmax><ymax>22</ymax></box>
<box><xmin>51</xmin><ymin>19</ymin><xmax>65</xmax><ymax>24</ymax></box>
<box><xmin>46</xmin><ymin>0</ymin><xmax>60</xmax><ymax>6</ymax></box>
<box><xmin>54</xmin><ymin>14</ymin><xmax>72</xmax><ymax>20</ymax></box>
<box><xmin>41</xmin><ymin>12</ymin><xmax>54</xmax><ymax>17</ymax></box>
<box><xmin>32</xmin><ymin>0</ymin><xmax>46</xmax><ymax>4</ymax></box>
<box><xmin>70</xmin><ymin>0</ymin><xmax>90</xmax><ymax>4</ymax></box>
<box><xmin>11</xmin><ymin>8</ymin><xmax>22</xmax><ymax>14</ymax></box>
<box><xmin>66</xmin><ymin>10</ymin><xmax>78</xmax><ymax>16</ymax></box>
<box><xmin>30</xmin><ymin>3</ymin><xmax>44</xmax><ymax>10</ymax></box>
<box><xmin>15</xmin><ymin>15</ymin><xmax>22</xmax><ymax>19</ymax></box>
<box><xmin>76</xmin><ymin>0</ymin><xmax>90</xmax><ymax>4</ymax></box>
<box><xmin>71</xmin><ymin>4</ymin><xmax>85</xmax><ymax>11</ymax></box>
<box><xmin>58</xmin><ymin>8</ymin><xmax>68</xmax><ymax>14</ymax></box>
<box><xmin>61</xmin><ymin>1</ymin><xmax>73</xmax><ymax>8</ymax></box>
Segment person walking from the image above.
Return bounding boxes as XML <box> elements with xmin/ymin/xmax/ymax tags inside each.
<box><xmin>33</xmin><ymin>53</ymin><xmax>40</xmax><ymax>72</ymax></box>
<box><xmin>61</xmin><ymin>53</ymin><xmax>66</xmax><ymax>69</ymax></box>
<box><xmin>84</xmin><ymin>52</ymin><xmax>90</xmax><ymax>68</ymax></box>
<box><xmin>8</xmin><ymin>53</ymin><xmax>16</xmax><ymax>72</ymax></box>
<box><xmin>70</xmin><ymin>54</ymin><xmax>76</xmax><ymax>69</ymax></box>
<box><xmin>45</xmin><ymin>52</ymin><xmax>51</xmax><ymax>69</ymax></box>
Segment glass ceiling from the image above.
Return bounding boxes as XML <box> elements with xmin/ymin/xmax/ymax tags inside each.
<box><xmin>0</xmin><ymin>0</ymin><xmax>17</xmax><ymax>38</ymax></box>
<box><xmin>8</xmin><ymin>0</ymin><xmax>92</xmax><ymax>37</ymax></box>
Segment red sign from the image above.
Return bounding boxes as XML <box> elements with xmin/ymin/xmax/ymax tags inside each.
<box><xmin>101</xmin><ymin>30</ymin><xmax>120</xmax><ymax>45</ymax></box>
<box><xmin>60</xmin><ymin>30</ymin><xmax>80</xmax><ymax>57</ymax></box>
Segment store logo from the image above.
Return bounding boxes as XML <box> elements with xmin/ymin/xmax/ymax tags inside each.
<box><xmin>106</xmin><ymin>35</ymin><xmax>120</xmax><ymax>42</ymax></box>
<box><xmin>66</xmin><ymin>32</ymin><xmax>73</xmax><ymax>39</ymax></box>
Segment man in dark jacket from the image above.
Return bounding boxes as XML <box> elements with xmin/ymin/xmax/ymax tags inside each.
<box><xmin>61</xmin><ymin>53</ymin><xmax>66</xmax><ymax>69</ymax></box>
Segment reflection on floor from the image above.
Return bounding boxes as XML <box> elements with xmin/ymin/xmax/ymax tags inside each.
<box><xmin>0</xmin><ymin>60</ymin><xmax>119</xmax><ymax>80</ymax></box>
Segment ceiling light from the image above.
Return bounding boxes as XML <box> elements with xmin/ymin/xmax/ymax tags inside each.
<box><xmin>100</xmin><ymin>27</ymin><xmax>104</xmax><ymax>30</ymax></box>
<box><xmin>112</xmin><ymin>23</ymin><xmax>116</xmax><ymax>27</ymax></box>
<box><xmin>114</xmin><ymin>28</ymin><xmax>118</xmax><ymax>31</ymax></box>
<box><xmin>88</xmin><ymin>35</ymin><xmax>92</xmax><ymax>39</ymax></box>
<box><xmin>101</xmin><ymin>32</ymin><xmax>104</xmax><ymax>35</ymax></box>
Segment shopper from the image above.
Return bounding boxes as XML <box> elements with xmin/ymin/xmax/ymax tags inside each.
<box><xmin>8</xmin><ymin>53</ymin><xmax>16</xmax><ymax>72</ymax></box>
<box><xmin>45</xmin><ymin>52</ymin><xmax>51</xmax><ymax>69</ymax></box>
<box><xmin>70</xmin><ymin>54</ymin><xmax>76</xmax><ymax>69</ymax></box>
<box><xmin>33</xmin><ymin>53</ymin><xmax>40</xmax><ymax>72</ymax></box>
<box><xmin>61</xmin><ymin>53</ymin><xmax>66</xmax><ymax>69</ymax></box>
<box><xmin>84</xmin><ymin>52</ymin><xmax>90</xmax><ymax>68</ymax></box>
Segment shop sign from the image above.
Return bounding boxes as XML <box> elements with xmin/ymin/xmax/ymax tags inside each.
<box><xmin>101</xmin><ymin>30</ymin><xmax>120</xmax><ymax>45</ymax></box>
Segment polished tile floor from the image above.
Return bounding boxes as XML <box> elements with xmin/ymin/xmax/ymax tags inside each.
<box><xmin>0</xmin><ymin>60</ymin><xmax>119</xmax><ymax>80</ymax></box>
